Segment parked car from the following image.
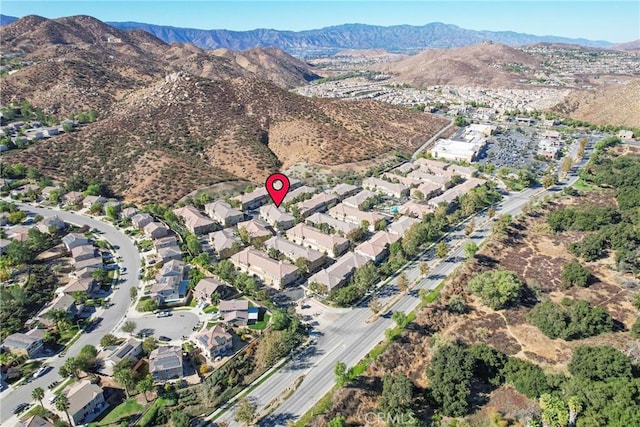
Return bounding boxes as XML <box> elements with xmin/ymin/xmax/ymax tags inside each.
<box><xmin>158</xmin><ymin>336</ymin><xmax>171</xmax><ymax>342</ymax></box>
<box><xmin>156</xmin><ymin>311</ymin><xmax>171</xmax><ymax>318</ymax></box>
<box><xmin>13</xmin><ymin>403</ymin><xmax>29</xmax><ymax>414</ymax></box>
<box><xmin>32</xmin><ymin>365</ymin><xmax>50</xmax><ymax>379</ymax></box>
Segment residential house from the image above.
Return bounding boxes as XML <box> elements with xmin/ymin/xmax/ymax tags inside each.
<box><xmin>447</xmin><ymin>164</ymin><xmax>476</xmax><ymax>178</ymax></box>
<box><xmin>406</xmin><ymin>170</ymin><xmax>451</xmax><ymax>187</ymax></box>
<box><xmin>260</xmin><ymin>205</ymin><xmax>296</xmax><ymax>231</ymax></box>
<box><xmin>391</xmin><ymin>162</ymin><xmax>416</xmax><ymax>175</ymax></box>
<box><xmin>194</xmin><ymin>325</ymin><xmax>233</xmax><ymax>359</ymax></box>
<box><xmin>263</xmin><ymin>236</ymin><xmax>325</xmax><ymax>273</ymax></box>
<box><xmin>18</xmin><ymin>415</ymin><xmax>54</xmax><ymax>427</ymax></box>
<box><xmin>40</xmin><ymin>295</ymin><xmax>78</xmax><ymax>324</ymax></box>
<box><xmin>173</xmin><ymin>206</ymin><xmax>216</xmax><ymax>235</ymax></box>
<box><xmin>231</xmin><ymin>248</ymin><xmax>299</xmax><ymax>288</ymax></box>
<box><xmin>40</xmin><ymin>186</ymin><xmax>60</xmax><ymax>200</ymax></box>
<box><xmin>286</xmin><ymin>224</ymin><xmax>350</xmax><ymax>257</ymax></box>
<box><xmin>7</xmin><ymin>226</ymin><xmax>30</xmax><ymax>242</ymax></box>
<box><xmin>154</xmin><ymin>235</ymin><xmax>178</xmax><ymax>250</ymax></box>
<box><xmin>72</xmin><ymin>244</ymin><xmax>97</xmax><ymax>262</ymax></box>
<box><xmin>234</xmin><ymin>187</ymin><xmax>269</xmax><ymax>211</ymax></box>
<box><xmin>305</xmin><ymin>213</ymin><xmax>359</xmax><ymax>237</ymax></box>
<box><xmin>74</xmin><ymin>256</ymin><xmax>103</xmax><ymax>271</ymax></box>
<box><xmin>362</xmin><ymin>177</ymin><xmax>409</xmax><ymax>199</ymax></box>
<box><xmin>131</xmin><ymin>213</ymin><xmax>154</xmax><ymax>229</ymax></box>
<box><xmin>76</xmin><ymin>266</ymin><xmax>99</xmax><ymax>279</ymax></box>
<box><xmin>83</xmin><ymin>195</ymin><xmax>107</xmax><ymax>209</ymax></box>
<box><xmin>63</xmin><ymin>380</ymin><xmax>107</xmax><ymax>425</ymax></box>
<box><xmin>121</xmin><ymin>207</ymin><xmax>138</xmax><ymax>219</ymax></box>
<box><xmin>283</xmin><ymin>185</ymin><xmax>316</xmax><ymax>204</ymax></box>
<box><xmin>328</xmin><ymin>204</ymin><xmax>387</xmax><ymax>231</ymax></box>
<box><xmin>342</xmin><ymin>190</ymin><xmax>377</xmax><ymax>210</ymax></box>
<box><xmin>237</xmin><ymin>219</ymin><xmax>273</xmax><ymax>244</ymax></box>
<box><xmin>106</xmin><ymin>337</ymin><xmax>143</xmax><ymax>367</ymax></box>
<box><xmin>149</xmin><ymin>346</ymin><xmax>184</xmax><ymax>382</ymax></box>
<box><xmin>209</xmin><ymin>229</ymin><xmax>242</xmax><ymax>259</ymax></box>
<box><xmin>37</xmin><ymin>216</ymin><xmax>66</xmax><ymax>234</ymax></box>
<box><xmin>296</xmin><ymin>193</ymin><xmax>338</xmax><ymax>218</ymax></box>
<box><xmin>329</xmin><ymin>183</ymin><xmax>360</xmax><ymax>200</ymax></box>
<box><xmin>157</xmin><ymin>245</ymin><xmax>183</xmax><ymax>263</ymax></box>
<box><xmin>103</xmin><ymin>200</ymin><xmax>122</xmax><ymax>214</ymax></box>
<box><xmin>62</xmin><ymin>232</ymin><xmax>89</xmax><ymax>251</ymax></box>
<box><xmin>152</xmin><ymin>260</ymin><xmax>189</xmax><ymax>304</ymax></box>
<box><xmin>193</xmin><ymin>277</ymin><xmax>228</xmax><ymax>303</ymax></box>
<box><xmin>62</xmin><ymin>191</ymin><xmax>84</xmax><ymax>206</ymax></box>
<box><xmin>388</xmin><ymin>216</ymin><xmax>420</xmax><ymax>237</ymax></box>
<box><xmin>428</xmin><ymin>178</ymin><xmax>487</xmax><ymax>208</ymax></box>
<box><xmin>307</xmin><ymin>252</ymin><xmax>370</xmax><ymax>292</ymax></box>
<box><xmin>62</xmin><ymin>277</ymin><xmax>99</xmax><ymax>296</ymax></box>
<box><xmin>410</xmin><ymin>181</ymin><xmax>442</xmax><ymax>201</ymax></box>
<box><xmin>1</xmin><ymin>329</ymin><xmax>44</xmax><ymax>358</ymax></box>
<box><xmin>205</xmin><ymin>200</ymin><xmax>244</xmax><ymax>227</ymax></box>
<box><xmin>219</xmin><ymin>299</ymin><xmax>250</xmax><ymax>327</ymax></box>
<box><xmin>399</xmin><ymin>201</ymin><xmax>434</xmax><ymax>218</ymax></box>
<box><xmin>381</xmin><ymin>173</ymin><xmax>421</xmax><ymax>187</ymax></box>
<box><xmin>355</xmin><ymin>231</ymin><xmax>400</xmax><ymax>263</ymax></box>
<box><xmin>144</xmin><ymin>222</ymin><xmax>169</xmax><ymax>240</ymax></box>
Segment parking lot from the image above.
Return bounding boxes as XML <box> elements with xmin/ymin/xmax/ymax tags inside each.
<box><xmin>130</xmin><ymin>311</ymin><xmax>199</xmax><ymax>343</ymax></box>
<box><xmin>477</xmin><ymin>126</ymin><xmax>551</xmax><ymax>173</ymax></box>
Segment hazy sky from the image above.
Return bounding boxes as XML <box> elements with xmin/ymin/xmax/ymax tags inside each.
<box><xmin>3</xmin><ymin>1</ymin><xmax>639</xmax><ymax>43</ymax></box>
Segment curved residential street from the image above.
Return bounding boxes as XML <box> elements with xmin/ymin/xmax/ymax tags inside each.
<box><xmin>0</xmin><ymin>203</ymin><xmax>141</xmax><ymax>425</ymax></box>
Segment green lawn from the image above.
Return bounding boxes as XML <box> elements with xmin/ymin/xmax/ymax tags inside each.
<box><xmin>249</xmin><ymin>313</ymin><xmax>271</xmax><ymax>330</ymax></box>
<box><xmin>203</xmin><ymin>304</ymin><xmax>218</xmax><ymax>314</ymax></box>
<box><xmin>572</xmin><ymin>177</ymin><xmax>595</xmax><ymax>191</ymax></box>
<box><xmin>92</xmin><ymin>398</ymin><xmax>143</xmax><ymax>426</ymax></box>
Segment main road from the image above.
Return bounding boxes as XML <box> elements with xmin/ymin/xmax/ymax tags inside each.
<box><xmin>217</xmin><ymin>140</ymin><xmax>593</xmax><ymax>427</ymax></box>
<box><xmin>0</xmin><ymin>203</ymin><xmax>141</xmax><ymax>424</ymax></box>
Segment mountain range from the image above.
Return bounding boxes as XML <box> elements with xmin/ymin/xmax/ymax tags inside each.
<box><xmin>0</xmin><ymin>15</ymin><xmax>447</xmax><ymax>204</ymax></box>
<box><xmin>0</xmin><ymin>14</ymin><xmax>614</xmax><ymax>56</ymax></box>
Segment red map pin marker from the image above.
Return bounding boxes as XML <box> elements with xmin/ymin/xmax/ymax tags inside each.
<box><xmin>265</xmin><ymin>173</ymin><xmax>290</xmax><ymax>207</ymax></box>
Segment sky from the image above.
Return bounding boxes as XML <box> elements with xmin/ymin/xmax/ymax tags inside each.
<box><xmin>2</xmin><ymin>1</ymin><xmax>639</xmax><ymax>43</ymax></box>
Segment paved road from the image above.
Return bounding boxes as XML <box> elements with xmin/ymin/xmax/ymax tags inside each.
<box><xmin>217</xmin><ymin>142</ymin><xmax>593</xmax><ymax>427</ymax></box>
<box><xmin>0</xmin><ymin>204</ymin><xmax>141</xmax><ymax>424</ymax></box>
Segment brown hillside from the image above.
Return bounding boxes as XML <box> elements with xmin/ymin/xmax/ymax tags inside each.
<box><xmin>7</xmin><ymin>72</ymin><xmax>447</xmax><ymax>204</ymax></box>
<box><xmin>552</xmin><ymin>78</ymin><xmax>640</xmax><ymax>127</ymax></box>
<box><xmin>375</xmin><ymin>42</ymin><xmax>542</xmax><ymax>87</ymax></box>
<box><xmin>0</xmin><ymin>15</ymin><xmax>319</xmax><ymax>116</ymax></box>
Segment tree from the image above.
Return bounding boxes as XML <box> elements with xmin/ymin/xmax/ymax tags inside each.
<box><xmin>328</xmin><ymin>416</ymin><xmax>347</xmax><ymax>427</ymax></box>
<box><xmin>335</xmin><ymin>361</ymin><xmax>348</xmax><ymax>386</ymax></box>
<box><xmin>527</xmin><ymin>300</ymin><xmax>613</xmax><ymax>341</ymax></box>
<box><xmin>419</xmin><ymin>262</ymin><xmax>430</xmax><ymax>276</ymax></box>
<box><xmin>435</xmin><ymin>241</ymin><xmax>448</xmax><ymax>258</ymax></box>
<box><xmin>632</xmin><ymin>317</ymin><xmax>640</xmax><ymax>339</ymax></box>
<box><xmin>60</xmin><ymin>357</ymin><xmax>81</xmax><ymax>379</ymax></box>
<box><xmin>55</xmin><ymin>393</ymin><xmax>73</xmax><ymax>427</ymax></box>
<box><xmin>413</xmin><ymin>190</ymin><xmax>425</xmax><ymax>201</ymax></box>
<box><xmin>488</xmin><ymin>206</ymin><xmax>496</xmax><ymax>219</ymax></box>
<box><xmin>122</xmin><ymin>320</ymin><xmax>137</xmax><ymax>335</ymax></box>
<box><xmin>540</xmin><ymin>393</ymin><xmax>569</xmax><ymax>427</ymax></box>
<box><xmin>633</xmin><ymin>293</ymin><xmax>640</xmax><ymax>310</ymax></box>
<box><xmin>542</xmin><ymin>173</ymin><xmax>558</xmax><ymax>189</ymax></box>
<box><xmin>238</xmin><ymin>228</ymin><xmax>250</xmax><ymax>245</ymax></box>
<box><xmin>234</xmin><ymin>398</ymin><xmax>257</xmax><ymax>426</ymax></box>
<box><xmin>105</xmin><ymin>205</ymin><xmax>118</xmax><ymax>221</ymax></box>
<box><xmin>137</xmin><ymin>374</ymin><xmax>154</xmax><ymax>403</ymax></box>
<box><xmin>171</xmin><ymin>411</ymin><xmax>190</xmax><ymax>427</ymax></box>
<box><xmin>295</xmin><ymin>257</ymin><xmax>309</xmax><ymax>275</ymax></box>
<box><xmin>100</xmin><ymin>333</ymin><xmax>119</xmax><ymax>347</ymax></box>
<box><xmin>270</xmin><ymin>309</ymin><xmax>291</xmax><ymax>331</ymax></box>
<box><xmin>397</xmin><ymin>273</ymin><xmax>409</xmax><ymax>293</ymax></box>
<box><xmin>447</xmin><ymin>295</ymin><xmax>468</xmax><ymax>314</ymax></box>
<box><xmin>568</xmin><ymin>345</ymin><xmax>632</xmax><ymax>381</ymax></box>
<box><xmin>45</xmin><ymin>309</ymin><xmax>70</xmax><ymax>331</ymax></box>
<box><xmin>464</xmin><ymin>241</ymin><xmax>478</xmax><ymax>258</ymax></box>
<box><xmin>129</xmin><ymin>287</ymin><xmax>138</xmax><ymax>301</ymax></box>
<box><xmin>369</xmin><ymin>297</ymin><xmax>382</xmax><ymax>314</ymax></box>
<box><xmin>186</xmin><ymin>233</ymin><xmax>202</xmax><ymax>255</ymax></box>
<box><xmin>465</xmin><ymin>219</ymin><xmax>476</xmax><ymax>236</ymax></box>
<box><xmin>561</xmin><ymin>157</ymin><xmax>574</xmax><ymax>175</ymax></box>
<box><xmin>561</xmin><ymin>261</ymin><xmax>591</xmax><ymax>288</ymax></box>
<box><xmin>115</xmin><ymin>368</ymin><xmax>137</xmax><ymax>398</ymax></box>
<box><xmin>210</xmin><ymin>291</ymin><xmax>221</xmax><ymax>306</ymax></box>
<box><xmin>392</xmin><ymin>311</ymin><xmax>408</xmax><ymax>327</ymax></box>
<box><xmin>142</xmin><ymin>337</ymin><xmax>158</xmax><ymax>354</ymax></box>
<box><xmin>568</xmin><ymin>396</ymin><xmax>583</xmax><ymax>427</ymax></box>
<box><xmin>492</xmin><ymin>213</ymin><xmax>513</xmax><ymax>235</ymax></box>
<box><xmin>454</xmin><ymin>115</ymin><xmax>468</xmax><ymax>127</ymax></box>
<box><xmin>428</xmin><ymin>342</ymin><xmax>474</xmax><ymax>417</ymax></box>
<box><xmin>468</xmin><ymin>270</ymin><xmax>523</xmax><ymax>310</ymax></box>
<box><xmin>32</xmin><ymin>386</ymin><xmax>45</xmax><ymax>408</ymax></box>
<box><xmin>89</xmin><ymin>202</ymin><xmax>103</xmax><ymax>215</ymax></box>
<box><xmin>379</xmin><ymin>374</ymin><xmax>413</xmax><ymax>417</ymax></box>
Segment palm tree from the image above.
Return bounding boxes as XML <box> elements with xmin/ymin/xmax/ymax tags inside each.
<box><xmin>45</xmin><ymin>308</ymin><xmax>69</xmax><ymax>331</ymax></box>
<box><xmin>115</xmin><ymin>369</ymin><xmax>136</xmax><ymax>398</ymax></box>
<box><xmin>32</xmin><ymin>386</ymin><xmax>45</xmax><ymax>408</ymax></box>
<box><xmin>55</xmin><ymin>393</ymin><xmax>73</xmax><ymax>426</ymax></box>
